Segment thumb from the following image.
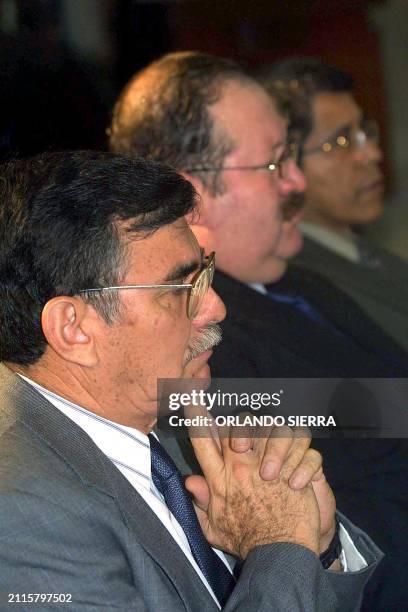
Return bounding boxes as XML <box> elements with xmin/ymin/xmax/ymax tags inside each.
<box><xmin>185</xmin><ymin>475</ymin><xmax>210</xmax><ymax>512</ymax></box>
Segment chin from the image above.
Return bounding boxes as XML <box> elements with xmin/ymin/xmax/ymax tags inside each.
<box><xmin>356</xmin><ymin>197</ymin><xmax>384</xmax><ymax>224</ymax></box>
<box><xmin>287</xmin><ymin>229</ymin><xmax>304</xmax><ymax>256</ymax></box>
<box><xmin>368</xmin><ymin>204</ymin><xmax>385</xmax><ymax>223</ymax></box>
<box><xmin>353</xmin><ymin>209</ymin><xmax>383</xmax><ymax>227</ymax></box>
<box><xmin>278</xmin><ymin>225</ymin><xmax>304</xmax><ymax>259</ymax></box>
<box><xmin>264</xmin><ymin>257</ymin><xmax>288</xmax><ymax>284</ymax></box>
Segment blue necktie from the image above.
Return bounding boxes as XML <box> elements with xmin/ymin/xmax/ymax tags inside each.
<box><xmin>265</xmin><ymin>286</ymin><xmax>403</xmax><ymax>371</ymax></box>
<box><xmin>148</xmin><ymin>434</ymin><xmax>236</xmax><ymax>606</ymax></box>
<box><xmin>265</xmin><ymin>287</ymin><xmax>335</xmax><ymax>329</ymax></box>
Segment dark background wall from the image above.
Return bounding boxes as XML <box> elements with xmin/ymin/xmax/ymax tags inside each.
<box><xmin>1</xmin><ymin>0</ymin><xmax>406</xmax><ymax>257</ymax></box>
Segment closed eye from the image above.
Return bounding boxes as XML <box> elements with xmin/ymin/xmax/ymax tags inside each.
<box><xmin>172</xmin><ymin>285</ymin><xmax>190</xmax><ymax>295</ymax></box>
<box><xmin>156</xmin><ymin>282</ymin><xmax>190</xmax><ymax>298</ymax></box>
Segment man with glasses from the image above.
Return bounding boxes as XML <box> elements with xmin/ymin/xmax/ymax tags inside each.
<box><xmin>260</xmin><ymin>57</ymin><xmax>408</xmax><ymax>351</ymax></box>
<box><xmin>1</xmin><ymin>150</ymin><xmax>382</xmax><ymax>609</ymax></box>
<box><xmin>109</xmin><ymin>51</ymin><xmax>408</xmax><ymax>610</ymax></box>
<box><xmin>109</xmin><ymin>52</ymin><xmax>408</xmax><ymax>378</ymax></box>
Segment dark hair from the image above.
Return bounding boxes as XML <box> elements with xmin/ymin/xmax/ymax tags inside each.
<box><xmin>0</xmin><ymin>150</ymin><xmax>197</xmax><ymax>365</ymax></box>
<box><xmin>256</xmin><ymin>57</ymin><xmax>354</xmax><ymax>144</ymax></box>
<box><xmin>109</xmin><ymin>51</ymin><xmax>252</xmax><ymax>195</ymax></box>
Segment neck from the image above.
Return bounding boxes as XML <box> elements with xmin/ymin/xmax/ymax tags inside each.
<box><xmin>7</xmin><ymin>355</ymin><xmax>157</xmax><ymax>434</ymax></box>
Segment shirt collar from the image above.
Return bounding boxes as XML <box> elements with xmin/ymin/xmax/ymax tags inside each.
<box><xmin>300</xmin><ymin>221</ymin><xmax>360</xmax><ymax>263</ymax></box>
<box><xmin>17</xmin><ymin>373</ymin><xmax>154</xmax><ymax>489</ymax></box>
<box><xmin>248</xmin><ymin>282</ymin><xmax>267</xmax><ymax>295</ymax></box>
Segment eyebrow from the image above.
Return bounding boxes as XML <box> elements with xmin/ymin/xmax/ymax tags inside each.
<box><xmin>271</xmin><ymin>140</ymin><xmax>285</xmax><ymax>154</ymax></box>
<box><xmin>326</xmin><ymin>122</ymin><xmax>352</xmax><ymax>141</ymax></box>
<box><xmin>163</xmin><ymin>248</ymin><xmax>204</xmax><ymax>283</ymax></box>
<box><xmin>269</xmin><ymin>140</ymin><xmax>290</xmax><ymax>162</ymax></box>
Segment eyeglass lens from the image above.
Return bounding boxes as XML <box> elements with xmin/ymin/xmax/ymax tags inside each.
<box><xmin>355</xmin><ymin>119</ymin><xmax>379</xmax><ymax>147</ymax></box>
<box><xmin>187</xmin><ymin>255</ymin><xmax>215</xmax><ymax>318</ymax></box>
<box><xmin>333</xmin><ymin>119</ymin><xmax>379</xmax><ymax>152</ymax></box>
<box><xmin>277</xmin><ymin>142</ymin><xmax>299</xmax><ymax>179</ymax></box>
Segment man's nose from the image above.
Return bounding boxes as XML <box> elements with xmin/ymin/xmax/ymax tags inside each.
<box><xmin>279</xmin><ymin>160</ymin><xmax>306</xmax><ymax>196</ymax></box>
<box><xmin>355</xmin><ymin>139</ymin><xmax>383</xmax><ymax>165</ymax></box>
<box><xmin>193</xmin><ymin>287</ymin><xmax>226</xmax><ymax>327</ymax></box>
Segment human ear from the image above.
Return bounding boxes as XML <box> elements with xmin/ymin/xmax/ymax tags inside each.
<box><xmin>182</xmin><ymin>172</ymin><xmax>214</xmax><ymax>229</ymax></box>
<box><xmin>41</xmin><ymin>296</ymin><xmax>98</xmax><ymax>367</ymax></box>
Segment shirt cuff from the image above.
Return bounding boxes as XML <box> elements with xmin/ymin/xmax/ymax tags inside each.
<box><xmin>338</xmin><ymin>522</ymin><xmax>368</xmax><ymax>572</ymax></box>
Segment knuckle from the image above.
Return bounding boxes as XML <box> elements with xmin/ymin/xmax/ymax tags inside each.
<box><xmin>265</xmin><ymin>438</ymin><xmax>290</xmax><ymax>459</ymax></box>
<box><xmin>271</xmin><ymin>424</ymin><xmax>292</xmax><ymax>438</ymax></box>
<box><xmin>231</xmin><ymin>459</ymin><xmax>250</xmax><ymax>481</ymax></box>
<box><xmin>305</xmin><ymin>448</ymin><xmax>323</xmax><ymax>465</ymax></box>
<box><xmin>293</xmin><ymin>426</ymin><xmax>311</xmax><ymax>441</ymax></box>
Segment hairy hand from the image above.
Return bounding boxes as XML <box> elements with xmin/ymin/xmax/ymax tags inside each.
<box><xmin>226</xmin><ymin>421</ymin><xmax>336</xmax><ymax>553</ymax></box>
<box><xmin>186</xmin><ymin>425</ymin><xmax>320</xmax><ymax>559</ymax></box>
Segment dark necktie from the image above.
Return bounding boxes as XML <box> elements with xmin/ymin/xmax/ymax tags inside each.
<box><xmin>148</xmin><ymin>434</ymin><xmax>236</xmax><ymax>606</ymax></box>
<box><xmin>265</xmin><ymin>286</ymin><xmax>402</xmax><ymax>371</ymax></box>
<box><xmin>265</xmin><ymin>286</ymin><xmax>337</xmax><ymax>329</ymax></box>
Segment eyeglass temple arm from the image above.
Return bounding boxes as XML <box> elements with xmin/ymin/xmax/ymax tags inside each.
<box><xmin>80</xmin><ymin>284</ymin><xmax>193</xmax><ymax>293</ymax></box>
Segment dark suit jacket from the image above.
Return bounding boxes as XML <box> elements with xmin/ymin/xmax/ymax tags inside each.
<box><xmin>210</xmin><ymin>269</ymin><xmax>408</xmax><ymax>611</ymax></box>
<box><xmin>0</xmin><ymin>365</ymin><xmax>381</xmax><ymax>611</ymax></box>
<box><xmin>295</xmin><ymin>235</ymin><xmax>408</xmax><ymax>352</ymax></box>
<box><xmin>211</xmin><ymin>267</ymin><xmax>408</xmax><ymax>378</ymax></box>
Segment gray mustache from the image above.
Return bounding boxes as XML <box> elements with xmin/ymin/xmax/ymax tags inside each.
<box><xmin>185</xmin><ymin>323</ymin><xmax>223</xmax><ymax>363</ymax></box>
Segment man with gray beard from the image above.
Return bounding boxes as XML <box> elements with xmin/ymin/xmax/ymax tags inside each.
<box><xmin>0</xmin><ymin>150</ymin><xmax>371</xmax><ymax>610</ymax></box>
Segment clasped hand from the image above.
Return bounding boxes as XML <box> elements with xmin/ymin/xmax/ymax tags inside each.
<box><xmin>184</xmin><ymin>411</ymin><xmax>336</xmax><ymax>560</ymax></box>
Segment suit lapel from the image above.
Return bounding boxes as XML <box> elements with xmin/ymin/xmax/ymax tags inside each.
<box><xmin>213</xmin><ymin>270</ymin><xmax>356</xmax><ymax>364</ymax></box>
<box><xmin>299</xmin><ymin>237</ymin><xmax>408</xmax><ymax>311</ymax></box>
<box><xmin>213</xmin><ymin>269</ymin><xmax>408</xmax><ymax>376</ymax></box>
<box><xmin>283</xmin><ymin>265</ymin><xmax>408</xmax><ymax>368</ymax></box>
<box><xmin>0</xmin><ymin>365</ymin><xmax>218</xmax><ymax>611</ymax></box>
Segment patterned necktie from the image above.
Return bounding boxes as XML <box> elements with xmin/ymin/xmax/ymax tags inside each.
<box><xmin>148</xmin><ymin>434</ymin><xmax>236</xmax><ymax>606</ymax></box>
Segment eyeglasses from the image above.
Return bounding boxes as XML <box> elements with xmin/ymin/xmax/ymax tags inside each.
<box><xmin>184</xmin><ymin>142</ymin><xmax>299</xmax><ymax>180</ymax></box>
<box><xmin>302</xmin><ymin>119</ymin><xmax>379</xmax><ymax>157</ymax></box>
<box><xmin>79</xmin><ymin>252</ymin><xmax>215</xmax><ymax>320</ymax></box>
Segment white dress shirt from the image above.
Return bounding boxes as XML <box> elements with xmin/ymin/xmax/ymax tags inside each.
<box><xmin>19</xmin><ymin>374</ymin><xmax>366</xmax><ymax>596</ymax></box>
<box><xmin>18</xmin><ymin>375</ymin><xmax>229</xmax><ymax>607</ymax></box>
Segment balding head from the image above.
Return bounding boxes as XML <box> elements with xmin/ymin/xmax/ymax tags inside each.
<box><xmin>109</xmin><ymin>51</ymin><xmax>254</xmax><ymax>195</ymax></box>
<box><xmin>110</xmin><ymin>52</ymin><xmax>306</xmax><ymax>284</ymax></box>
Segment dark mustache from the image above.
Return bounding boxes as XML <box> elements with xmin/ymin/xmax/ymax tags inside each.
<box><xmin>282</xmin><ymin>192</ymin><xmax>305</xmax><ymax>221</ymax></box>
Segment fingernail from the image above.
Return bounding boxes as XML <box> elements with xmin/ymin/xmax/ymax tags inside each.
<box><xmin>261</xmin><ymin>461</ymin><xmax>278</xmax><ymax>480</ymax></box>
<box><xmin>289</xmin><ymin>472</ymin><xmax>304</xmax><ymax>489</ymax></box>
<box><xmin>231</xmin><ymin>438</ymin><xmax>249</xmax><ymax>452</ymax></box>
